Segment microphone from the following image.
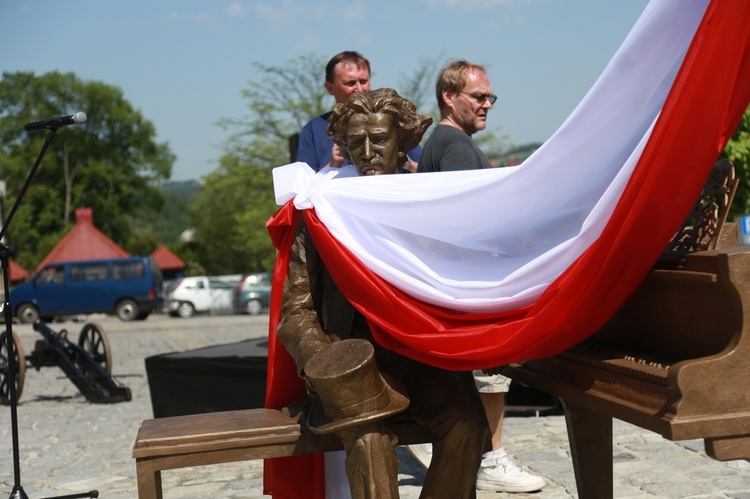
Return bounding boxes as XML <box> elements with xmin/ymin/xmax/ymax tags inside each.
<box><xmin>24</xmin><ymin>112</ymin><xmax>87</xmax><ymax>132</ymax></box>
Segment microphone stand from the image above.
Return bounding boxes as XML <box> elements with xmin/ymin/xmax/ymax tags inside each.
<box><xmin>3</xmin><ymin>128</ymin><xmax>98</xmax><ymax>499</ymax></box>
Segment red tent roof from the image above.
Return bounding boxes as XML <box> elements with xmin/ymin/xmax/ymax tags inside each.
<box><xmin>35</xmin><ymin>208</ymin><xmax>129</xmax><ymax>272</ymax></box>
<box><xmin>9</xmin><ymin>259</ymin><xmax>28</xmax><ymax>283</ymax></box>
<box><xmin>150</xmin><ymin>245</ymin><xmax>185</xmax><ymax>271</ymax></box>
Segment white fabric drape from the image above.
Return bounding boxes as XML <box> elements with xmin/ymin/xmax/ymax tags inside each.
<box><xmin>272</xmin><ymin>0</ymin><xmax>709</xmax><ymax>314</ymax></box>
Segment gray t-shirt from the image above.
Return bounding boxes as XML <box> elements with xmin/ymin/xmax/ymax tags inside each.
<box><xmin>417</xmin><ymin>124</ymin><xmax>490</xmax><ymax>172</ymax></box>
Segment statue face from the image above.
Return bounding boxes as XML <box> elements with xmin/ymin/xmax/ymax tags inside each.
<box><xmin>345</xmin><ymin>112</ymin><xmax>400</xmax><ymax>176</ymax></box>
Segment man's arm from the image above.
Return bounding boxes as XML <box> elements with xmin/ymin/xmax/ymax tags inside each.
<box><xmin>407</xmin><ymin>144</ymin><xmax>422</xmax><ymax>163</ymax></box>
<box><xmin>296</xmin><ymin>120</ymin><xmax>324</xmax><ymax>170</ymax></box>
<box><xmin>276</xmin><ymin>224</ymin><xmax>331</xmax><ymax>377</ymax></box>
<box><xmin>296</xmin><ymin>114</ymin><xmax>342</xmax><ymax>171</ymax></box>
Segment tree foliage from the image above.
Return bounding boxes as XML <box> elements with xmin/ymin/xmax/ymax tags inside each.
<box><xmin>397</xmin><ymin>54</ymin><xmax>444</xmax><ymax>118</ymax></box>
<box><xmin>191</xmin><ymin>146</ymin><xmax>278</xmax><ymax>275</ymax></box>
<box><xmin>218</xmin><ymin>54</ymin><xmax>331</xmax><ymax>146</ymax></box>
<box><xmin>132</xmin><ymin>180</ymin><xmax>200</xmax><ymax>247</ymax></box>
<box><xmin>0</xmin><ymin>71</ymin><xmax>174</xmax><ymax>270</ymax></box>
<box><xmin>725</xmin><ymin>105</ymin><xmax>750</xmax><ymax>218</ymax></box>
<box><xmin>194</xmin><ymin>55</ymin><xmax>332</xmax><ymax>274</ymax></box>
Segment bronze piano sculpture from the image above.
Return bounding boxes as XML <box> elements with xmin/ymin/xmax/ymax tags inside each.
<box><xmin>502</xmin><ymin>159</ymin><xmax>749</xmax><ymax>498</ymax></box>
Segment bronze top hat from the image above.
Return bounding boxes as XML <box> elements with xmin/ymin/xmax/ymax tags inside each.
<box><xmin>305</xmin><ymin>338</ymin><xmax>410</xmax><ymax>435</ymax></box>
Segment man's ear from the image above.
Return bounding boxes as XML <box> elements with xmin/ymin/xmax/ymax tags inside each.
<box><xmin>324</xmin><ymin>81</ymin><xmax>335</xmax><ymax>96</ymax></box>
<box><xmin>442</xmin><ymin>89</ymin><xmax>457</xmax><ymax>109</ymax></box>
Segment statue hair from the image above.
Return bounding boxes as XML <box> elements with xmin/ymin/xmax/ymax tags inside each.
<box><xmin>328</xmin><ymin>88</ymin><xmax>433</xmax><ymax>169</ymax></box>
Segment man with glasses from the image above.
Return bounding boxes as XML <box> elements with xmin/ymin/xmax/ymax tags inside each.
<box><xmin>414</xmin><ymin>59</ymin><xmax>547</xmax><ymax>494</ymax></box>
<box><xmin>417</xmin><ymin>59</ymin><xmax>497</xmax><ymax>172</ymax></box>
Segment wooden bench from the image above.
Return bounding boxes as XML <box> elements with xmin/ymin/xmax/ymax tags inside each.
<box><xmin>132</xmin><ymin>405</ymin><xmax>434</xmax><ymax>499</ymax></box>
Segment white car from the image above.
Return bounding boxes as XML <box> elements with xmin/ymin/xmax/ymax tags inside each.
<box><xmin>165</xmin><ymin>276</ymin><xmax>235</xmax><ymax>318</ymax></box>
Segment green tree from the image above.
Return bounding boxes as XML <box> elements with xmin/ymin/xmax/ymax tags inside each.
<box><xmin>725</xmin><ymin>105</ymin><xmax>750</xmax><ymax>218</ymax></box>
<box><xmin>131</xmin><ymin>180</ymin><xmax>201</xmax><ymax>248</ymax></box>
<box><xmin>398</xmin><ymin>54</ymin><xmax>444</xmax><ymax>118</ymax></box>
<box><xmin>194</xmin><ymin>54</ymin><xmax>331</xmax><ymax>273</ymax></box>
<box><xmin>191</xmin><ymin>148</ymin><xmax>278</xmax><ymax>275</ymax></box>
<box><xmin>123</xmin><ymin>227</ymin><xmax>160</xmax><ymax>257</ymax></box>
<box><xmin>0</xmin><ymin>71</ymin><xmax>174</xmax><ymax>270</ymax></box>
<box><xmin>218</xmin><ymin>54</ymin><xmax>331</xmax><ymax>150</ymax></box>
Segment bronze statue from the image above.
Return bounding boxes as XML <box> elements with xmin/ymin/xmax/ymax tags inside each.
<box><xmin>277</xmin><ymin>88</ymin><xmax>490</xmax><ymax>498</ymax></box>
<box><xmin>328</xmin><ymin>88</ymin><xmax>429</xmax><ymax>175</ymax></box>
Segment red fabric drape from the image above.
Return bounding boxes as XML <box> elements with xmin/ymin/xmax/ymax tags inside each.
<box><xmin>264</xmin><ymin>0</ymin><xmax>750</xmax><ymax>495</ymax></box>
<box><xmin>263</xmin><ymin>205</ymin><xmax>325</xmax><ymax>499</ymax></box>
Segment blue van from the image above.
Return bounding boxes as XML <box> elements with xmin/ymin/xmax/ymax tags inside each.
<box><xmin>9</xmin><ymin>256</ymin><xmax>164</xmax><ymax>323</ymax></box>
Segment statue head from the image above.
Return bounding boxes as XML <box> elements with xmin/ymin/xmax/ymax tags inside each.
<box><xmin>328</xmin><ymin>88</ymin><xmax>433</xmax><ymax>176</ymax></box>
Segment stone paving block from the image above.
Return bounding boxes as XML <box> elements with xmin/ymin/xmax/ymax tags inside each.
<box><xmin>2</xmin><ymin>314</ymin><xmax>749</xmax><ymax>498</ymax></box>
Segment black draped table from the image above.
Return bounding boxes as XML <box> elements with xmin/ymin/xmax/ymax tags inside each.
<box><xmin>145</xmin><ymin>337</ymin><xmax>560</xmax><ymax>418</ymax></box>
<box><xmin>145</xmin><ymin>338</ymin><xmax>268</xmax><ymax>418</ymax></box>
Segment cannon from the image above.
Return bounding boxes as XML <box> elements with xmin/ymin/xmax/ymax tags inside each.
<box><xmin>0</xmin><ymin>321</ymin><xmax>131</xmax><ymax>404</ymax></box>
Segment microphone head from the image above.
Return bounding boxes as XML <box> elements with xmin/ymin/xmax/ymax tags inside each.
<box><xmin>72</xmin><ymin>112</ymin><xmax>87</xmax><ymax>125</ymax></box>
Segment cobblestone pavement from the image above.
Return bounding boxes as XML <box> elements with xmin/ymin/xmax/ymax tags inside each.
<box><xmin>1</xmin><ymin>313</ymin><xmax>749</xmax><ymax>498</ymax></box>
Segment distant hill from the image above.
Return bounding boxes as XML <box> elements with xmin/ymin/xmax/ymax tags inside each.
<box><xmin>158</xmin><ymin>180</ymin><xmax>201</xmax><ymax>244</ymax></box>
<box><xmin>160</xmin><ymin>179</ymin><xmax>202</xmax><ymax>197</ymax></box>
<box><xmin>132</xmin><ymin>180</ymin><xmax>201</xmax><ymax>247</ymax></box>
<box><xmin>492</xmin><ymin>142</ymin><xmax>543</xmax><ymax>167</ymax></box>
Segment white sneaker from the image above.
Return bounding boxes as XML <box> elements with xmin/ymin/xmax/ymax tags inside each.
<box><xmin>475</xmin><ymin>449</ymin><xmax>546</xmax><ymax>493</ymax></box>
<box><xmin>406</xmin><ymin>443</ymin><xmax>433</xmax><ymax>468</ymax></box>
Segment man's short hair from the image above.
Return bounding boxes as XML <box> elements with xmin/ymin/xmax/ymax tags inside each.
<box><xmin>327</xmin><ymin>88</ymin><xmax>433</xmax><ymax>169</ymax></box>
<box><xmin>435</xmin><ymin>59</ymin><xmax>487</xmax><ymax>110</ymax></box>
<box><xmin>325</xmin><ymin>51</ymin><xmax>371</xmax><ymax>83</ymax></box>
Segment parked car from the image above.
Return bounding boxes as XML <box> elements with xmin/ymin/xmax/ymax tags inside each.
<box><xmin>213</xmin><ymin>274</ymin><xmax>243</xmax><ymax>287</ymax></box>
<box><xmin>165</xmin><ymin>276</ymin><xmax>235</xmax><ymax>318</ymax></box>
<box><xmin>234</xmin><ymin>273</ymin><xmax>271</xmax><ymax>315</ymax></box>
<box><xmin>9</xmin><ymin>256</ymin><xmax>163</xmax><ymax>323</ymax></box>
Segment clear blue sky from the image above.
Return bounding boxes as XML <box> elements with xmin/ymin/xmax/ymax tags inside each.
<box><xmin>2</xmin><ymin>0</ymin><xmax>649</xmax><ymax>181</ymax></box>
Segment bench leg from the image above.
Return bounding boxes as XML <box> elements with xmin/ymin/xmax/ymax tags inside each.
<box><xmin>136</xmin><ymin>460</ymin><xmax>163</xmax><ymax>499</ymax></box>
<box><xmin>562</xmin><ymin>400</ymin><xmax>613</xmax><ymax>499</ymax></box>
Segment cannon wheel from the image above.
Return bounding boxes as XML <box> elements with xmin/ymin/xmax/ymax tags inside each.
<box><xmin>78</xmin><ymin>323</ymin><xmax>112</xmax><ymax>375</ymax></box>
<box><xmin>0</xmin><ymin>330</ymin><xmax>26</xmax><ymax>405</ymax></box>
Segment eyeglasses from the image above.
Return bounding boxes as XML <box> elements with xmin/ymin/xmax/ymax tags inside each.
<box><xmin>460</xmin><ymin>92</ymin><xmax>497</xmax><ymax>105</ymax></box>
